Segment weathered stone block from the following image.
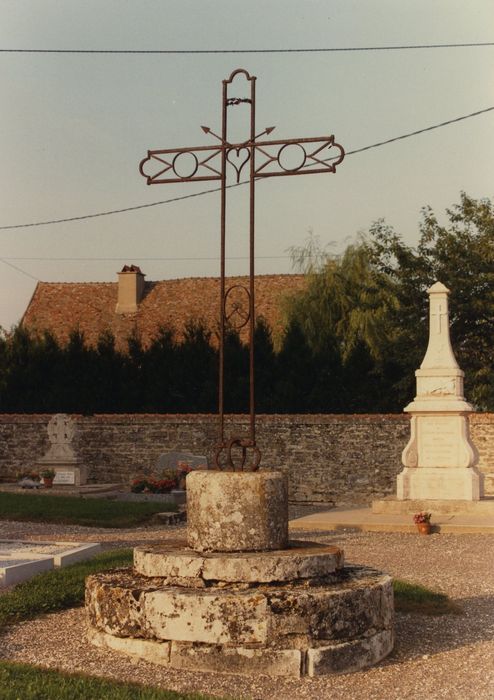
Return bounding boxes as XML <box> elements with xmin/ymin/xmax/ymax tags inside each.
<box><xmin>143</xmin><ymin>588</ymin><xmax>268</xmax><ymax>644</ymax></box>
<box><xmin>134</xmin><ymin>540</ymin><xmax>344</xmax><ymax>584</ymax></box>
<box><xmin>266</xmin><ymin>570</ymin><xmax>393</xmax><ymax>645</ymax></box>
<box><xmin>85</xmin><ymin>571</ymin><xmax>156</xmax><ymax>638</ymax></box>
<box><xmin>306</xmin><ymin>628</ymin><xmax>394</xmax><ymax>676</ymax></box>
<box><xmin>88</xmin><ymin>627</ymin><xmax>171</xmax><ymax>666</ymax></box>
<box><xmin>187</xmin><ymin>470</ymin><xmax>288</xmax><ymax>552</ymax></box>
<box><xmin>170</xmin><ymin>642</ymin><xmax>302</xmax><ymax>677</ymax></box>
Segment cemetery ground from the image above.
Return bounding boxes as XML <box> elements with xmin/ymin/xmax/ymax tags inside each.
<box><xmin>0</xmin><ymin>491</ymin><xmax>176</xmax><ymax>528</ymax></box>
<box><xmin>0</xmin><ymin>508</ymin><xmax>492</xmax><ymax>700</ymax></box>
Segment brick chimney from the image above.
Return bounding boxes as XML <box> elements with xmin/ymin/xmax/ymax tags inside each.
<box><xmin>115</xmin><ymin>265</ymin><xmax>145</xmax><ymax>314</ymax></box>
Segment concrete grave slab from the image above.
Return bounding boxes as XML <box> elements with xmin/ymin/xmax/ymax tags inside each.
<box><xmin>0</xmin><ymin>540</ymin><xmax>101</xmax><ymax>588</ymax></box>
<box><xmin>0</xmin><ymin>557</ymin><xmax>54</xmax><ymax>587</ymax></box>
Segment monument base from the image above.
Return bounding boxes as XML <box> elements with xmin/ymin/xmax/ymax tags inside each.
<box><xmin>396</xmin><ymin>466</ymin><xmax>481</xmax><ymax>501</ymax></box>
<box><xmin>86</xmin><ymin>550</ymin><xmax>394</xmax><ymax>678</ymax></box>
<box><xmin>372</xmin><ymin>496</ymin><xmax>494</xmax><ymax>516</ymax></box>
<box><xmin>86</xmin><ymin>470</ymin><xmax>395</xmax><ymax>678</ymax></box>
<box><xmin>36</xmin><ymin>462</ymin><xmax>87</xmax><ymax>487</ymax></box>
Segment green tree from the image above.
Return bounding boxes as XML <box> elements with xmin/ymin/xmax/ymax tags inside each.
<box><xmin>253</xmin><ymin>316</ymin><xmax>277</xmax><ymax>413</ymax></box>
<box><xmin>286</xmin><ymin>236</ymin><xmax>399</xmax><ymax>362</ymax></box>
<box><xmin>61</xmin><ymin>329</ymin><xmax>96</xmax><ymax>413</ymax></box>
<box><xmin>175</xmin><ymin>319</ymin><xmax>217</xmax><ymax>412</ymax></box>
<box><xmin>91</xmin><ymin>330</ymin><xmax>124</xmax><ymax>412</ymax></box>
<box><xmin>140</xmin><ymin>325</ymin><xmax>178</xmax><ymax>412</ymax></box>
<box><xmin>222</xmin><ymin>326</ymin><xmax>249</xmax><ymax>413</ymax></box>
<box><xmin>367</xmin><ymin>192</ymin><xmax>494</xmax><ymax>409</ymax></box>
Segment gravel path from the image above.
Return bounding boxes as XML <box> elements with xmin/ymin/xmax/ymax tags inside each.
<box><xmin>0</xmin><ymin>519</ymin><xmax>493</xmax><ymax>700</ymax></box>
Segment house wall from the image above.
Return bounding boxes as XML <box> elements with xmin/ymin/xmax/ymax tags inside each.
<box><xmin>0</xmin><ymin>413</ymin><xmax>492</xmax><ymax>503</ymax></box>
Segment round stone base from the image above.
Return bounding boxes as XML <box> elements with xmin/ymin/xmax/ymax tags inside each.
<box><xmin>186</xmin><ymin>470</ymin><xmax>288</xmax><ymax>552</ymax></box>
<box><xmin>88</xmin><ymin>626</ymin><xmax>394</xmax><ymax>678</ymax></box>
<box><xmin>134</xmin><ymin>539</ymin><xmax>344</xmax><ymax>584</ymax></box>
<box><xmin>86</xmin><ymin>564</ymin><xmax>394</xmax><ymax>677</ymax></box>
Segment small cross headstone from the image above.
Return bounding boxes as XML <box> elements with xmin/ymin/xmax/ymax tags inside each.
<box><xmin>157</xmin><ymin>452</ymin><xmax>209</xmax><ymax>472</ymax></box>
<box><xmin>43</xmin><ymin>414</ymin><xmax>78</xmax><ymax>462</ymax></box>
<box><xmin>36</xmin><ymin>414</ymin><xmax>86</xmax><ymax>486</ymax></box>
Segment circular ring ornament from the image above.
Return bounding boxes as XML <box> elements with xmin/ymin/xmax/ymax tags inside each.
<box><xmin>172</xmin><ymin>151</ymin><xmax>199</xmax><ymax>179</ymax></box>
<box><xmin>224</xmin><ymin>285</ymin><xmax>251</xmax><ymax>330</ymax></box>
<box><xmin>277</xmin><ymin>143</ymin><xmax>307</xmax><ymax>172</ymax></box>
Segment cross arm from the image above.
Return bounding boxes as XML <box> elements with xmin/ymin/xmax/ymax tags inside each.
<box><xmin>139</xmin><ymin>144</ymin><xmax>223</xmax><ymax>184</ymax></box>
<box><xmin>253</xmin><ymin>135</ymin><xmax>344</xmax><ymax>178</ymax></box>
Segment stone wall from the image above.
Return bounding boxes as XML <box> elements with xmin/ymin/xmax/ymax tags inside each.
<box><xmin>0</xmin><ymin>413</ymin><xmax>492</xmax><ymax>504</ymax></box>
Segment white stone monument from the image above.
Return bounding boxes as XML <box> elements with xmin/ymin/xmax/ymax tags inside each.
<box><xmin>397</xmin><ymin>282</ymin><xmax>482</xmax><ymax>501</ymax></box>
<box><xmin>37</xmin><ymin>414</ymin><xmax>86</xmax><ymax>486</ymax></box>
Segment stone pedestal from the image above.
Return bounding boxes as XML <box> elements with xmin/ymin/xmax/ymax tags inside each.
<box><xmin>187</xmin><ymin>470</ymin><xmax>288</xmax><ymax>552</ymax></box>
<box><xmin>87</xmin><ymin>470</ymin><xmax>394</xmax><ymax>677</ymax></box>
<box><xmin>39</xmin><ymin>462</ymin><xmax>87</xmax><ymax>487</ymax></box>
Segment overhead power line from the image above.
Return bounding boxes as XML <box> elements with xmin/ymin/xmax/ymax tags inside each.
<box><xmin>1</xmin><ymin>42</ymin><xmax>493</xmax><ymax>54</ymax></box>
<box><xmin>0</xmin><ymin>258</ymin><xmax>40</xmax><ymax>281</ymax></box>
<box><xmin>1</xmin><ymin>255</ymin><xmax>292</xmax><ymax>262</ymax></box>
<box><xmin>1</xmin><ymin>105</ymin><xmax>492</xmax><ymax>233</ymax></box>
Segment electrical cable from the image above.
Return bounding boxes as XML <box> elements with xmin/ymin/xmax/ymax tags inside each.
<box><xmin>1</xmin><ymin>255</ymin><xmax>292</xmax><ymax>261</ymax></box>
<box><xmin>0</xmin><ymin>258</ymin><xmax>40</xmax><ymax>281</ymax></box>
<box><xmin>1</xmin><ymin>42</ymin><xmax>493</xmax><ymax>54</ymax></box>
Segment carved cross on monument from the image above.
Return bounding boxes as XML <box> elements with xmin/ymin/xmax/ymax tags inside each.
<box><xmin>139</xmin><ymin>69</ymin><xmax>345</xmax><ymax>471</ymax></box>
<box><xmin>431</xmin><ymin>302</ymin><xmax>448</xmax><ymax>334</ymax></box>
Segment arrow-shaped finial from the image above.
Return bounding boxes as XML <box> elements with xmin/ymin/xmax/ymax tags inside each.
<box><xmin>201</xmin><ymin>125</ymin><xmax>223</xmax><ymax>143</ymax></box>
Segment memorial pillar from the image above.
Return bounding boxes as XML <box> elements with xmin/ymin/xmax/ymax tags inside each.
<box><xmin>397</xmin><ymin>282</ymin><xmax>482</xmax><ymax>501</ymax></box>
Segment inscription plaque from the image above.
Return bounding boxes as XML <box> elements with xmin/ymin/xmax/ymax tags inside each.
<box><xmin>53</xmin><ymin>471</ymin><xmax>76</xmax><ymax>485</ymax></box>
<box><xmin>418</xmin><ymin>418</ymin><xmax>458</xmax><ymax>467</ymax></box>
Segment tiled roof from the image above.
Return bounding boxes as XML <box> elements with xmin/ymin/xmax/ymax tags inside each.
<box><xmin>21</xmin><ymin>274</ymin><xmax>306</xmax><ymax>351</ymax></box>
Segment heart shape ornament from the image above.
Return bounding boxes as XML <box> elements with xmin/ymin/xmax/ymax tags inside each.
<box><xmin>226</xmin><ymin>147</ymin><xmax>250</xmax><ymax>183</ymax></box>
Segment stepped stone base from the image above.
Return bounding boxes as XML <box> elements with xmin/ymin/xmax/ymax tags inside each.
<box><xmin>88</xmin><ymin>626</ymin><xmax>394</xmax><ymax>678</ymax></box>
<box><xmin>86</xmin><ymin>471</ymin><xmax>394</xmax><ymax>677</ymax></box>
<box><xmin>372</xmin><ymin>496</ymin><xmax>494</xmax><ymax>516</ymax></box>
<box><xmin>85</xmin><ymin>560</ymin><xmax>394</xmax><ymax>677</ymax></box>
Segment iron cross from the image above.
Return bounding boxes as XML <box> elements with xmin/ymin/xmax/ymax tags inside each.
<box><xmin>139</xmin><ymin>68</ymin><xmax>345</xmax><ymax>471</ymax></box>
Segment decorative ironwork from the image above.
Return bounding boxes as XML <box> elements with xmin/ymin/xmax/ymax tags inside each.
<box><xmin>140</xmin><ymin>68</ymin><xmax>345</xmax><ymax>471</ymax></box>
<box><xmin>224</xmin><ymin>285</ymin><xmax>251</xmax><ymax>330</ymax></box>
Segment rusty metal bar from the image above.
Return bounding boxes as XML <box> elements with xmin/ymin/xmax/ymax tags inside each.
<box><xmin>249</xmin><ymin>75</ymin><xmax>256</xmax><ymax>447</ymax></box>
<box><xmin>139</xmin><ymin>69</ymin><xmax>345</xmax><ymax>472</ymax></box>
<box><xmin>219</xmin><ymin>75</ymin><xmax>228</xmax><ymax>447</ymax></box>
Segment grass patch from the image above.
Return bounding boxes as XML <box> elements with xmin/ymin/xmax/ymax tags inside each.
<box><xmin>0</xmin><ymin>661</ymin><xmax>221</xmax><ymax>700</ymax></box>
<box><xmin>0</xmin><ymin>492</ymin><xmax>175</xmax><ymax>528</ymax></box>
<box><xmin>0</xmin><ymin>548</ymin><xmax>133</xmax><ymax>630</ymax></box>
<box><xmin>393</xmin><ymin>579</ymin><xmax>462</xmax><ymax>615</ymax></box>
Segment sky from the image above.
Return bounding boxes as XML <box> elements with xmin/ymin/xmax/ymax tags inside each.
<box><xmin>0</xmin><ymin>0</ymin><xmax>493</xmax><ymax>329</ymax></box>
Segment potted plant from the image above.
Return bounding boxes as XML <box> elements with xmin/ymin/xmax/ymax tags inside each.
<box><xmin>40</xmin><ymin>468</ymin><xmax>56</xmax><ymax>488</ymax></box>
<box><xmin>413</xmin><ymin>511</ymin><xmax>432</xmax><ymax>535</ymax></box>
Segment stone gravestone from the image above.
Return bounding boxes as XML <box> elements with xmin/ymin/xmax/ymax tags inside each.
<box><xmin>37</xmin><ymin>414</ymin><xmax>86</xmax><ymax>486</ymax></box>
<box><xmin>157</xmin><ymin>451</ymin><xmax>209</xmax><ymax>473</ymax></box>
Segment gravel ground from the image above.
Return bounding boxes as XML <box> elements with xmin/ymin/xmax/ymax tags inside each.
<box><xmin>0</xmin><ymin>518</ymin><xmax>493</xmax><ymax>700</ymax></box>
